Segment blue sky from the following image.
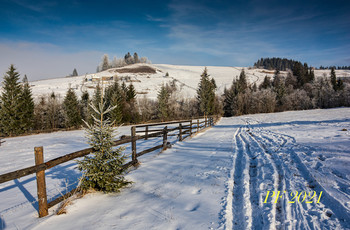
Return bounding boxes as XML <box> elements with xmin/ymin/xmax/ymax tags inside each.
<box><xmin>0</xmin><ymin>0</ymin><xmax>349</xmax><ymax>80</ymax></box>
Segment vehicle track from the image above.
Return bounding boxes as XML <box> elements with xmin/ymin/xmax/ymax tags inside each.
<box><xmin>220</xmin><ymin>119</ymin><xmax>350</xmax><ymax>229</ymax></box>
<box><xmin>247</xmin><ymin>118</ymin><xmax>350</xmax><ymax>229</ymax></box>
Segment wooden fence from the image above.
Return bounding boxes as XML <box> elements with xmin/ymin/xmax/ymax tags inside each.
<box><xmin>0</xmin><ymin>116</ymin><xmax>217</xmax><ymax>218</ymax></box>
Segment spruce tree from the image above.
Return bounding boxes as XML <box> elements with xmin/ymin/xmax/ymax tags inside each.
<box><xmin>20</xmin><ymin>75</ymin><xmax>34</xmax><ymax>132</ymax></box>
<box><xmin>260</xmin><ymin>76</ymin><xmax>272</xmax><ymax>89</ymax></box>
<box><xmin>77</xmin><ymin>94</ymin><xmax>130</xmax><ymax>192</ymax></box>
<box><xmin>157</xmin><ymin>84</ymin><xmax>170</xmax><ymax>120</ymax></box>
<box><xmin>223</xmin><ymin>86</ymin><xmax>235</xmax><ymax>117</ymax></box>
<box><xmin>330</xmin><ymin>67</ymin><xmax>337</xmax><ymax>91</ymax></box>
<box><xmin>105</xmin><ymin>82</ymin><xmax>123</xmax><ymax>125</ymax></box>
<box><xmin>237</xmin><ymin>69</ymin><xmax>248</xmax><ymax>93</ymax></box>
<box><xmin>63</xmin><ymin>88</ymin><xmax>82</xmax><ymax>128</ymax></box>
<box><xmin>196</xmin><ymin>67</ymin><xmax>216</xmax><ymax>115</ymax></box>
<box><xmin>80</xmin><ymin>90</ymin><xmax>90</xmax><ymax>121</ymax></box>
<box><xmin>89</xmin><ymin>84</ymin><xmax>104</xmax><ymax>124</ymax></box>
<box><xmin>72</xmin><ymin>68</ymin><xmax>78</xmax><ymax>76</ymax></box>
<box><xmin>133</xmin><ymin>52</ymin><xmax>139</xmax><ymax>63</ymax></box>
<box><xmin>101</xmin><ymin>54</ymin><xmax>110</xmax><ymax>71</ymax></box>
<box><xmin>126</xmin><ymin>83</ymin><xmax>136</xmax><ymax>102</ymax></box>
<box><xmin>0</xmin><ymin>65</ymin><xmax>24</xmax><ymax>136</ymax></box>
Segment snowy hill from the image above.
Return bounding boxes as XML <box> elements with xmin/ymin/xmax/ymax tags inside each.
<box><xmin>0</xmin><ymin>108</ymin><xmax>349</xmax><ymax>229</ymax></box>
<box><xmin>27</xmin><ymin>64</ymin><xmax>350</xmax><ymax>100</ymax></box>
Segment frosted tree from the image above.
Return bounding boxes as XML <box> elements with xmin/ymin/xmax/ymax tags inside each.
<box><xmin>101</xmin><ymin>54</ymin><xmax>110</xmax><ymax>71</ymax></box>
<box><xmin>77</xmin><ymin>92</ymin><xmax>130</xmax><ymax>192</ymax></box>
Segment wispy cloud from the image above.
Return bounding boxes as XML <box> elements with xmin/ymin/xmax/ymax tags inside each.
<box><xmin>146</xmin><ymin>14</ymin><xmax>164</xmax><ymax>22</ymax></box>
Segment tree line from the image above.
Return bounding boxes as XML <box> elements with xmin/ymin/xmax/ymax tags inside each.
<box><xmin>254</xmin><ymin>57</ymin><xmax>304</xmax><ymax>71</ymax></box>
<box><xmin>0</xmin><ymin>65</ymin><xmax>218</xmax><ymax>137</ymax></box>
<box><xmin>1</xmin><ymin>63</ymin><xmax>349</xmax><ymax>137</ymax></box>
<box><xmin>319</xmin><ymin>66</ymin><xmax>350</xmax><ymax>70</ymax></box>
<box><xmin>223</xmin><ymin>67</ymin><xmax>349</xmax><ymax>116</ymax></box>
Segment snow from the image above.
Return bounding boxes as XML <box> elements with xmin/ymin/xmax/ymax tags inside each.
<box><xmin>1</xmin><ymin>108</ymin><xmax>350</xmax><ymax>229</ymax></box>
<box><xmin>8</xmin><ymin>63</ymin><xmax>350</xmax><ymax>101</ymax></box>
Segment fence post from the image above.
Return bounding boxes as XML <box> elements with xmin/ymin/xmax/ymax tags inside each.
<box><xmin>145</xmin><ymin>126</ymin><xmax>148</xmax><ymax>140</ymax></box>
<box><xmin>163</xmin><ymin>126</ymin><xmax>168</xmax><ymax>151</ymax></box>
<box><xmin>131</xmin><ymin>126</ymin><xmax>138</xmax><ymax>164</ymax></box>
<box><xmin>190</xmin><ymin>120</ymin><xmax>192</xmax><ymax>136</ymax></box>
<box><xmin>205</xmin><ymin>116</ymin><xmax>207</xmax><ymax>128</ymax></box>
<box><xmin>197</xmin><ymin>119</ymin><xmax>199</xmax><ymax>133</ymax></box>
<box><xmin>34</xmin><ymin>146</ymin><xmax>48</xmax><ymax>218</ymax></box>
<box><xmin>179</xmin><ymin>123</ymin><xmax>183</xmax><ymax>141</ymax></box>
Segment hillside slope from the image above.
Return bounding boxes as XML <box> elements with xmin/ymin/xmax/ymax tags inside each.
<box><xmin>26</xmin><ymin>64</ymin><xmax>350</xmax><ymax>100</ymax></box>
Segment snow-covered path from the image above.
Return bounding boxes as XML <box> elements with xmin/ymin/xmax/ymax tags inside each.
<box><xmin>1</xmin><ymin>108</ymin><xmax>350</xmax><ymax>229</ymax></box>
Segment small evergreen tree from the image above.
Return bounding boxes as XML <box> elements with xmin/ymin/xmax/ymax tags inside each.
<box><xmin>63</xmin><ymin>88</ymin><xmax>82</xmax><ymax>128</ymax></box>
<box><xmin>77</xmin><ymin>94</ymin><xmax>130</xmax><ymax>192</ymax></box>
<box><xmin>101</xmin><ymin>54</ymin><xmax>110</xmax><ymax>71</ymax></box>
<box><xmin>126</xmin><ymin>83</ymin><xmax>136</xmax><ymax>102</ymax></box>
<box><xmin>80</xmin><ymin>90</ymin><xmax>90</xmax><ymax>121</ymax></box>
<box><xmin>133</xmin><ymin>52</ymin><xmax>139</xmax><ymax>63</ymax></box>
<box><xmin>20</xmin><ymin>75</ymin><xmax>34</xmax><ymax>132</ymax></box>
<box><xmin>237</xmin><ymin>69</ymin><xmax>248</xmax><ymax>93</ymax></box>
<box><xmin>196</xmin><ymin>67</ymin><xmax>216</xmax><ymax>115</ymax></box>
<box><xmin>330</xmin><ymin>67</ymin><xmax>338</xmax><ymax>91</ymax></box>
<box><xmin>0</xmin><ymin>65</ymin><xmax>24</xmax><ymax>136</ymax></box>
<box><xmin>259</xmin><ymin>76</ymin><xmax>272</xmax><ymax>89</ymax></box>
<box><xmin>157</xmin><ymin>84</ymin><xmax>170</xmax><ymax>120</ymax></box>
<box><xmin>72</xmin><ymin>68</ymin><xmax>78</xmax><ymax>76</ymax></box>
<box><xmin>223</xmin><ymin>86</ymin><xmax>235</xmax><ymax>117</ymax></box>
<box><xmin>105</xmin><ymin>82</ymin><xmax>123</xmax><ymax>125</ymax></box>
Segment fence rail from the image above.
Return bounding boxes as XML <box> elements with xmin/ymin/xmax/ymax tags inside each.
<box><xmin>0</xmin><ymin>116</ymin><xmax>219</xmax><ymax>217</ymax></box>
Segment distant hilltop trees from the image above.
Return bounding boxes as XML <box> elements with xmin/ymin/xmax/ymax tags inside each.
<box><xmin>319</xmin><ymin>65</ymin><xmax>350</xmax><ymax>70</ymax></box>
<box><xmin>254</xmin><ymin>57</ymin><xmax>350</xmax><ymax>71</ymax></box>
<box><xmin>254</xmin><ymin>57</ymin><xmax>305</xmax><ymax>71</ymax></box>
<box><xmin>97</xmin><ymin>52</ymin><xmax>151</xmax><ymax>72</ymax></box>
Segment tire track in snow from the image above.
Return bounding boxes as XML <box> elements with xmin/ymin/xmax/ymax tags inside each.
<box><xmin>249</xmin><ymin>122</ymin><xmax>350</xmax><ymax>229</ymax></box>
<box><xmin>219</xmin><ymin>127</ymin><xmax>240</xmax><ymax>230</ymax></box>
<box><xmin>240</xmin><ymin>131</ymin><xmax>263</xmax><ymax>229</ymax></box>
<box><xmin>242</xmin><ymin>127</ymin><xmax>281</xmax><ymax>229</ymax></box>
<box><xmin>235</xmin><ymin>132</ymin><xmax>253</xmax><ymax>229</ymax></box>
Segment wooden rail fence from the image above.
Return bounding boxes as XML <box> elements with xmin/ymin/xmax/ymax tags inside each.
<box><xmin>0</xmin><ymin>116</ymin><xmax>218</xmax><ymax>217</ymax></box>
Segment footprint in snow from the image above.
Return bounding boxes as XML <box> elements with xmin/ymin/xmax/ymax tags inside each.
<box><xmin>186</xmin><ymin>203</ymin><xmax>200</xmax><ymax>212</ymax></box>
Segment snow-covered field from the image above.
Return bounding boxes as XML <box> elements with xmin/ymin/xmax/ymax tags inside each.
<box><xmin>1</xmin><ymin>108</ymin><xmax>350</xmax><ymax>229</ymax></box>
<box><xmin>12</xmin><ymin>63</ymin><xmax>350</xmax><ymax>101</ymax></box>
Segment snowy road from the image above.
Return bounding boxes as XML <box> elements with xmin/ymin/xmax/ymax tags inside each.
<box><xmin>1</xmin><ymin>108</ymin><xmax>350</xmax><ymax>229</ymax></box>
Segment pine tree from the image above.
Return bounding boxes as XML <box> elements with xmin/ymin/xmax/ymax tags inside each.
<box><xmin>260</xmin><ymin>76</ymin><xmax>272</xmax><ymax>89</ymax></box>
<box><xmin>237</xmin><ymin>69</ymin><xmax>248</xmax><ymax>93</ymax></box>
<box><xmin>133</xmin><ymin>52</ymin><xmax>139</xmax><ymax>63</ymax></box>
<box><xmin>157</xmin><ymin>84</ymin><xmax>170</xmax><ymax>120</ymax></box>
<box><xmin>63</xmin><ymin>88</ymin><xmax>82</xmax><ymax>128</ymax></box>
<box><xmin>0</xmin><ymin>65</ymin><xmax>24</xmax><ymax>136</ymax></box>
<box><xmin>330</xmin><ymin>67</ymin><xmax>337</xmax><ymax>91</ymax></box>
<box><xmin>196</xmin><ymin>67</ymin><xmax>216</xmax><ymax>115</ymax></box>
<box><xmin>105</xmin><ymin>82</ymin><xmax>123</xmax><ymax>125</ymax></box>
<box><xmin>223</xmin><ymin>86</ymin><xmax>235</xmax><ymax>117</ymax></box>
<box><xmin>80</xmin><ymin>91</ymin><xmax>90</xmax><ymax>121</ymax></box>
<box><xmin>101</xmin><ymin>54</ymin><xmax>110</xmax><ymax>71</ymax></box>
<box><xmin>126</xmin><ymin>83</ymin><xmax>136</xmax><ymax>102</ymax></box>
<box><xmin>72</xmin><ymin>68</ymin><xmax>78</xmax><ymax>76</ymax></box>
<box><xmin>20</xmin><ymin>75</ymin><xmax>34</xmax><ymax>132</ymax></box>
<box><xmin>77</xmin><ymin>94</ymin><xmax>130</xmax><ymax>192</ymax></box>
<box><xmin>90</xmin><ymin>84</ymin><xmax>103</xmax><ymax>124</ymax></box>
